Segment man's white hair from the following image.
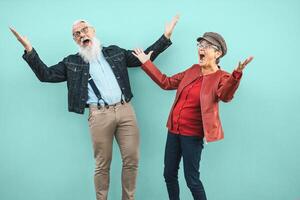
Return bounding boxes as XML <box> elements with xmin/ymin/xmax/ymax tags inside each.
<box><xmin>72</xmin><ymin>19</ymin><xmax>92</xmax><ymax>30</ymax></box>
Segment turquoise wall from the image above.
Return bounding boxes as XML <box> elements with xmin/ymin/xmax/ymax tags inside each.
<box><xmin>1</xmin><ymin>0</ymin><xmax>299</xmax><ymax>199</ymax></box>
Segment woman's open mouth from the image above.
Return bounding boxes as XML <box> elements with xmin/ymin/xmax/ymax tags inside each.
<box><xmin>199</xmin><ymin>53</ymin><xmax>205</xmax><ymax>61</ymax></box>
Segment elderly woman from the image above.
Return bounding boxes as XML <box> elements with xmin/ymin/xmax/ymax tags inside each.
<box><xmin>132</xmin><ymin>32</ymin><xmax>253</xmax><ymax>200</ymax></box>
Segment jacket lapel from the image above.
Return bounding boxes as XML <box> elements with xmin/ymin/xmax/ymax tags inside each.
<box><xmin>174</xmin><ymin>64</ymin><xmax>201</xmax><ymax>103</ymax></box>
<box><xmin>177</xmin><ymin>65</ymin><xmax>200</xmax><ymax>94</ymax></box>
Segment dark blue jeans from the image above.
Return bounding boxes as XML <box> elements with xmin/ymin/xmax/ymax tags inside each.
<box><xmin>164</xmin><ymin>132</ymin><xmax>207</xmax><ymax>200</ymax></box>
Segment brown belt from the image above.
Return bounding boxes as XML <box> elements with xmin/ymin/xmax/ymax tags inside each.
<box><xmin>89</xmin><ymin>101</ymin><xmax>126</xmax><ymax>109</ymax></box>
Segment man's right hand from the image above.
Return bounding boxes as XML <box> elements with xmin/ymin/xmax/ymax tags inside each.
<box><xmin>9</xmin><ymin>27</ymin><xmax>33</xmax><ymax>52</ymax></box>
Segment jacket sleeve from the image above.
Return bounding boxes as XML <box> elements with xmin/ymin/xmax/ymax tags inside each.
<box><xmin>124</xmin><ymin>34</ymin><xmax>172</xmax><ymax>67</ymax></box>
<box><xmin>216</xmin><ymin>70</ymin><xmax>243</xmax><ymax>102</ymax></box>
<box><xmin>22</xmin><ymin>48</ymin><xmax>67</xmax><ymax>83</ymax></box>
<box><xmin>141</xmin><ymin>60</ymin><xmax>185</xmax><ymax>90</ymax></box>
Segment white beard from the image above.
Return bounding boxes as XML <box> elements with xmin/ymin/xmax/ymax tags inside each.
<box><xmin>78</xmin><ymin>37</ymin><xmax>101</xmax><ymax>63</ymax></box>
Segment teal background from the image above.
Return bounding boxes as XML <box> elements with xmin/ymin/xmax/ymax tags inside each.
<box><xmin>1</xmin><ymin>0</ymin><xmax>299</xmax><ymax>199</ymax></box>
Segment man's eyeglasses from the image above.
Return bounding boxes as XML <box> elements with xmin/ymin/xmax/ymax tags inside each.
<box><xmin>197</xmin><ymin>43</ymin><xmax>219</xmax><ymax>51</ymax></box>
<box><xmin>73</xmin><ymin>26</ymin><xmax>89</xmax><ymax>38</ymax></box>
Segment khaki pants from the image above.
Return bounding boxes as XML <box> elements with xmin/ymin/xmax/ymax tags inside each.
<box><xmin>88</xmin><ymin>102</ymin><xmax>140</xmax><ymax>200</ymax></box>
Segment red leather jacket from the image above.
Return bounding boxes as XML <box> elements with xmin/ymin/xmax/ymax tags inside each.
<box><xmin>141</xmin><ymin>60</ymin><xmax>242</xmax><ymax>143</ymax></box>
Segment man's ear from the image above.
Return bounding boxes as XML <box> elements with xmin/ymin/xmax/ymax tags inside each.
<box><xmin>91</xmin><ymin>27</ymin><xmax>96</xmax><ymax>34</ymax></box>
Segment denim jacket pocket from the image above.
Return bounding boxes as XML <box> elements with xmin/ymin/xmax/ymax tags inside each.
<box><xmin>112</xmin><ymin>57</ymin><xmax>124</xmax><ymax>62</ymax></box>
<box><xmin>66</xmin><ymin>64</ymin><xmax>83</xmax><ymax>81</ymax></box>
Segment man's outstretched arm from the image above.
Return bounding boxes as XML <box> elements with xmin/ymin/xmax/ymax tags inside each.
<box><xmin>125</xmin><ymin>14</ymin><xmax>180</xmax><ymax>67</ymax></box>
<box><xmin>10</xmin><ymin>27</ymin><xmax>67</xmax><ymax>82</ymax></box>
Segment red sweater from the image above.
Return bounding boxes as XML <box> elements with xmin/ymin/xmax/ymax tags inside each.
<box><xmin>170</xmin><ymin>76</ymin><xmax>204</xmax><ymax>137</ymax></box>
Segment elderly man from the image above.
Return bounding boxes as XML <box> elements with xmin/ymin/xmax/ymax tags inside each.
<box><xmin>10</xmin><ymin>15</ymin><xmax>179</xmax><ymax>200</ymax></box>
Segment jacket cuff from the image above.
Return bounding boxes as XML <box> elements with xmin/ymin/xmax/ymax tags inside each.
<box><xmin>159</xmin><ymin>34</ymin><xmax>172</xmax><ymax>46</ymax></box>
<box><xmin>232</xmin><ymin>70</ymin><xmax>242</xmax><ymax>80</ymax></box>
<box><xmin>141</xmin><ymin>59</ymin><xmax>152</xmax><ymax>69</ymax></box>
<box><xmin>22</xmin><ymin>48</ymin><xmax>36</xmax><ymax>61</ymax></box>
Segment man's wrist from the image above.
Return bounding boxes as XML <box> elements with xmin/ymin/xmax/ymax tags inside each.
<box><xmin>164</xmin><ymin>33</ymin><xmax>171</xmax><ymax>39</ymax></box>
<box><xmin>25</xmin><ymin>47</ymin><xmax>33</xmax><ymax>53</ymax></box>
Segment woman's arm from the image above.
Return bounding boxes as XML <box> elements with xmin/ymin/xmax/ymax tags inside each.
<box><xmin>217</xmin><ymin>56</ymin><xmax>253</xmax><ymax>102</ymax></box>
<box><xmin>132</xmin><ymin>49</ymin><xmax>185</xmax><ymax>90</ymax></box>
<box><xmin>216</xmin><ymin>70</ymin><xmax>242</xmax><ymax>102</ymax></box>
<box><xmin>142</xmin><ymin>60</ymin><xmax>185</xmax><ymax>90</ymax></box>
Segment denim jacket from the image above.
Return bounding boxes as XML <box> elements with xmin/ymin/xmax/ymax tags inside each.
<box><xmin>22</xmin><ymin>34</ymin><xmax>172</xmax><ymax>114</ymax></box>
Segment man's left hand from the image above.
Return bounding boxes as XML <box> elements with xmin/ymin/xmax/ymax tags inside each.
<box><xmin>164</xmin><ymin>14</ymin><xmax>180</xmax><ymax>39</ymax></box>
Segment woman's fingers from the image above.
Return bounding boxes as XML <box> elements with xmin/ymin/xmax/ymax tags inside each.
<box><xmin>132</xmin><ymin>51</ymin><xmax>138</xmax><ymax>58</ymax></box>
<box><xmin>241</xmin><ymin>56</ymin><xmax>254</xmax><ymax>68</ymax></box>
<box><xmin>133</xmin><ymin>48</ymin><xmax>144</xmax><ymax>55</ymax></box>
<box><xmin>132</xmin><ymin>48</ymin><xmax>152</xmax><ymax>62</ymax></box>
<box><xmin>137</xmin><ymin>48</ymin><xmax>144</xmax><ymax>54</ymax></box>
<box><xmin>244</xmin><ymin>56</ymin><xmax>254</xmax><ymax>66</ymax></box>
<box><xmin>237</xmin><ymin>61</ymin><xmax>243</xmax><ymax>71</ymax></box>
<box><xmin>133</xmin><ymin>48</ymin><xmax>141</xmax><ymax>56</ymax></box>
<box><xmin>132</xmin><ymin>48</ymin><xmax>146</xmax><ymax>60</ymax></box>
<box><xmin>236</xmin><ymin>56</ymin><xmax>254</xmax><ymax>72</ymax></box>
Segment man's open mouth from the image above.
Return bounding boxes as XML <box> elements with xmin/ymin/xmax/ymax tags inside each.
<box><xmin>81</xmin><ymin>38</ymin><xmax>91</xmax><ymax>45</ymax></box>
